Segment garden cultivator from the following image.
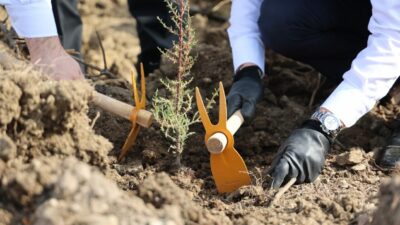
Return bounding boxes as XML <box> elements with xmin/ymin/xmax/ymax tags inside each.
<box><xmin>92</xmin><ymin>64</ymin><xmax>152</xmax><ymax>160</ymax></box>
<box><xmin>195</xmin><ymin>82</ymin><xmax>251</xmax><ymax>193</ymax></box>
<box><xmin>119</xmin><ymin>64</ymin><xmax>149</xmax><ymax>160</ymax></box>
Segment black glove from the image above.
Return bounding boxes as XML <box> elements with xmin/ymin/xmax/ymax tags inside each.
<box><xmin>269</xmin><ymin>120</ymin><xmax>331</xmax><ymax>189</ymax></box>
<box><xmin>227</xmin><ymin>66</ymin><xmax>264</xmax><ymax>123</ymax></box>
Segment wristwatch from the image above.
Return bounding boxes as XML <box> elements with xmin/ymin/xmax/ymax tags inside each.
<box><xmin>311</xmin><ymin>110</ymin><xmax>343</xmax><ymax>138</ymax></box>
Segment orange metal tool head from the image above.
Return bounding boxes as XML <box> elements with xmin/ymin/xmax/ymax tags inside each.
<box><xmin>118</xmin><ymin>64</ymin><xmax>146</xmax><ymax>161</ymax></box>
<box><xmin>195</xmin><ymin>82</ymin><xmax>251</xmax><ymax>193</ymax></box>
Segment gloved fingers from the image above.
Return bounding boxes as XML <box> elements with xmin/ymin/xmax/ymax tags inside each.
<box><xmin>241</xmin><ymin>99</ymin><xmax>256</xmax><ymax>123</ymax></box>
<box><xmin>227</xmin><ymin>94</ymin><xmax>242</xmax><ymax>118</ymax></box>
<box><xmin>267</xmin><ymin>147</ymin><xmax>286</xmax><ymax>175</ymax></box>
<box><xmin>287</xmin><ymin>160</ymin><xmax>299</xmax><ymax>183</ymax></box>
<box><xmin>270</xmin><ymin>158</ymin><xmax>289</xmax><ymax>189</ymax></box>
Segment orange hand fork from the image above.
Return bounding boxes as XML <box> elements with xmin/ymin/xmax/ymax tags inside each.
<box><xmin>118</xmin><ymin>64</ymin><xmax>148</xmax><ymax>161</ymax></box>
<box><xmin>195</xmin><ymin>82</ymin><xmax>251</xmax><ymax>193</ymax></box>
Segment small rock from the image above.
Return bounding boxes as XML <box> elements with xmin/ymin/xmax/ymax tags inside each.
<box><xmin>0</xmin><ymin>135</ymin><xmax>16</xmax><ymax>161</ymax></box>
<box><xmin>336</xmin><ymin>148</ymin><xmax>365</xmax><ymax>166</ymax></box>
<box><xmin>367</xmin><ymin>151</ymin><xmax>376</xmax><ymax>159</ymax></box>
<box><xmin>338</xmin><ymin>179</ymin><xmax>349</xmax><ymax>189</ymax></box>
<box><xmin>352</xmin><ymin>164</ymin><xmax>367</xmax><ymax>171</ymax></box>
<box><xmin>279</xmin><ymin>95</ymin><xmax>290</xmax><ymax>108</ymax></box>
<box><xmin>201</xmin><ymin>77</ymin><xmax>212</xmax><ymax>85</ymax></box>
<box><xmin>142</xmin><ymin>149</ymin><xmax>162</xmax><ymax>165</ymax></box>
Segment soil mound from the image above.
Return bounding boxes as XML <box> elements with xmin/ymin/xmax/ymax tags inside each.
<box><xmin>139</xmin><ymin>172</ymin><xmax>232</xmax><ymax>225</ymax></box>
<box><xmin>0</xmin><ymin>59</ymin><xmax>112</xmax><ymax>167</ymax></box>
<box><xmin>33</xmin><ymin>157</ymin><xmax>183</xmax><ymax>225</ymax></box>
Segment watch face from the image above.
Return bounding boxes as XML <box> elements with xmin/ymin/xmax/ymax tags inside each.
<box><xmin>323</xmin><ymin>115</ymin><xmax>340</xmax><ymax>131</ymax></box>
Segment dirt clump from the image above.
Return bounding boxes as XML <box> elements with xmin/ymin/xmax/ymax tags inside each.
<box><xmin>0</xmin><ymin>59</ymin><xmax>113</xmax><ymax>167</ymax></box>
<box><xmin>370</xmin><ymin>176</ymin><xmax>400</xmax><ymax>225</ymax></box>
<box><xmin>1</xmin><ymin>156</ymin><xmax>59</xmax><ymax>206</ymax></box>
<box><xmin>33</xmin><ymin>157</ymin><xmax>183</xmax><ymax>225</ymax></box>
<box><xmin>335</xmin><ymin>147</ymin><xmax>366</xmax><ymax>166</ymax></box>
<box><xmin>138</xmin><ymin>172</ymin><xmax>232</xmax><ymax>225</ymax></box>
<box><xmin>0</xmin><ymin>134</ymin><xmax>16</xmax><ymax>161</ymax></box>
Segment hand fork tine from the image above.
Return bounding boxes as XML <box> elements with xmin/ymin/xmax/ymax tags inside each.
<box><xmin>132</xmin><ymin>69</ymin><xmax>140</xmax><ymax>107</ymax></box>
<box><xmin>218</xmin><ymin>82</ymin><xmax>227</xmax><ymax>128</ymax></box>
<box><xmin>195</xmin><ymin>87</ymin><xmax>213</xmax><ymax>129</ymax></box>
<box><xmin>119</xmin><ymin>64</ymin><xmax>147</xmax><ymax>161</ymax></box>
<box><xmin>119</xmin><ymin>125</ymin><xmax>141</xmax><ymax>161</ymax></box>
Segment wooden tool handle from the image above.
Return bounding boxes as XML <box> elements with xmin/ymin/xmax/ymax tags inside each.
<box><xmin>92</xmin><ymin>91</ymin><xmax>153</xmax><ymax>128</ymax></box>
<box><xmin>206</xmin><ymin>110</ymin><xmax>244</xmax><ymax>154</ymax></box>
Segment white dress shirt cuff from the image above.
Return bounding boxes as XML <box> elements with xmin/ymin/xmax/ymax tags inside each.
<box><xmin>230</xmin><ymin>36</ymin><xmax>265</xmax><ymax>75</ymax></box>
<box><xmin>5</xmin><ymin>1</ymin><xmax>58</xmax><ymax>38</ymax></box>
<box><xmin>321</xmin><ymin>81</ymin><xmax>377</xmax><ymax>127</ymax></box>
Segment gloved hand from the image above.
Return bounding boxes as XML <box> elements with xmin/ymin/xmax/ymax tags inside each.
<box><xmin>227</xmin><ymin>65</ymin><xmax>264</xmax><ymax>123</ymax></box>
<box><xmin>269</xmin><ymin>120</ymin><xmax>331</xmax><ymax>189</ymax></box>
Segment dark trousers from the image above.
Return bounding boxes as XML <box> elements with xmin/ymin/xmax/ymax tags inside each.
<box><xmin>127</xmin><ymin>0</ymin><xmax>176</xmax><ymax>74</ymax></box>
<box><xmin>51</xmin><ymin>0</ymin><xmax>82</xmax><ymax>54</ymax></box>
<box><xmin>258</xmin><ymin>0</ymin><xmax>372</xmax><ymax>83</ymax></box>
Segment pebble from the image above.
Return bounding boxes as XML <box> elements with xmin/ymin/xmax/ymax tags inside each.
<box><xmin>338</xmin><ymin>180</ymin><xmax>350</xmax><ymax>189</ymax></box>
<box><xmin>279</xmin><ymin>95</ymin><xmax>290</xmax><ymax>108</ymax></box>
<box><xmin>336</xmin><ymin>148</ymin><xmax>365</xmax><ymax>166</ymax></box>
<box><xmin>351</xmin><ymin>164</ymin><xmax>367</xmax><ymax>171</ymax></box>
<box><xmin>0</xmin><ymin>135</ymin><xmax>16</xmax><ymax>161</ymax></box>
<box><xmin>201</xmin><ymin>77</ymin><xmax>212</xmax><ymax>85</ymax></box>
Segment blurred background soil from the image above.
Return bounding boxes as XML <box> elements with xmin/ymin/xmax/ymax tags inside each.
<box><xmin>0</xmin><ymin>0</ymin><xmax>399</xmax><ymax>224</ymax></box>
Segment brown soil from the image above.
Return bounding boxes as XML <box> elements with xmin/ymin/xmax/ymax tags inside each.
<box><xmin>0</xmin><ymin>1</ymin><xmax>399</xmax><ymax>224</ymax></box>
<box><xmin>370</xmin><ymin>176</ymin><xmax>400</xmax><ymax>225</ymax></box>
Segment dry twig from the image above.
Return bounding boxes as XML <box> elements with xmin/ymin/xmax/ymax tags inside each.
<box><xmin>90</xmin><ymin>111</ymin><xmax>101</xmax><ymax>129</ymax></box>
<box><xmin>270</xmin><ymin>177</ymin><xmax>296</xmax><ymax>206</ymax></box>
<box><xmin>71</xmin><ymin>30</ymin><xmax>118</xmax><ymax>79</ymax></box>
